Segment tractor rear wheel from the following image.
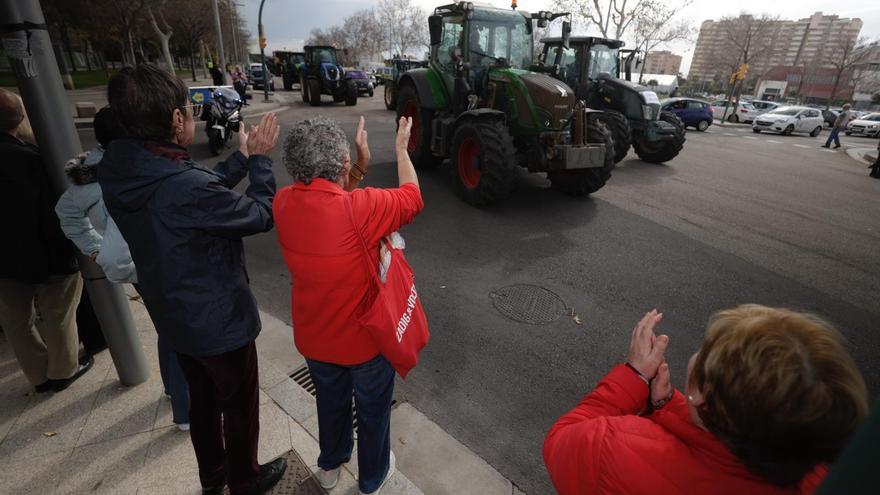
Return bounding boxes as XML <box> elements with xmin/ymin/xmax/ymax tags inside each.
<box><xmin>385</xmin><ymin>84</ymin><xmax>397</xmax><ymax>110</ymax></box>
<box><xmin>548</xmin><ymin>115</ymin><xmax>616</xmax><ymax>195</ymax></box>
<box><xmin>308</xmin><ymin>79</ymin><xmax>321</xmax><ymax>106</ymax></box>
<box><xmin>451</xmin><ymin>118</ymin><xmax>517</xmax><ymax>206</ymax></box>
<box><xmin>396</xmin><ymin>84</ymin><xmax>440</xmax><ymax>168</ymax></box>
<box><xmin>595</xmin><ymin>110</ymin><xmax>631</xmax><ymax>163</ymax></box>
<box><xmin>344</xmin><ymin>80</ymin><xmax>358</xmax><ymax>106</ymax></box>
<box><xmin>633</xmin><ymin>111</ymin><xmax>686</xmax><ymax>164</ymax></box>
<box><xmin>300</xmin><ymin>75</ymin><xmax>309</xmax><ymax>103</ymax></box>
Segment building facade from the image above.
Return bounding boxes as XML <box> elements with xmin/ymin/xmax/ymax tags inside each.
<box><xmin>635</xmin><ymin>50</ymin><xmax>683</xmax><ymax>75</ymax></box>
<box><xmin>688</xmin><ymin>12</ymin><xmax>862</xmax><ymax>83</ymax></box>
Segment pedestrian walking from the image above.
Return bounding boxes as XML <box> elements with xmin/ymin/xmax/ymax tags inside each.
<box><xmin>543</xmin><ymin>306</ymin><xmax>869</xmax><ymax>495</ymax></box>
<box><xmin>273</xmin><ymin>116</ymin><xmax>424</xmax><ymax>494</ymax></box>
<box><xmin>232</xmin><ymin>65</ymin><xmax>249</xmax><ymax>106</ymax></box>
<box><xmin>210</xmin><ymin>60</ymin><xmax>224</xmax><ymax>86</ymax></box>
<box><xmin>869</xmin><ymin>139</ymin><xmax>880</xmax><ymax>179</ymax></box>
<box><xmin>0</xmin><ymin>88</ymin><xmax>94</xmax><ymax>393</ymax></box>
<box><xmin>99</xmin><ymin>65</ymin><xmax>284</xmax><ymax>495</ymax></box>
<box><xmin>822</xmin><ymin>103</ymin><xmax>855</xmax><ymax>149</ymax></box>
<box><xmin>55</xmin><ymin>107</ymin><xmax>191</xmax><ymax>431</ymax></box>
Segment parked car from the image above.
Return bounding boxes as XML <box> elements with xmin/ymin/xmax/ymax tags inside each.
<box><xmin>750</xmin><ymin>100</ymin><xmax>781</xmax><ymax>114</ymax></box>
<box><xmin>248</xmin><ymin>62</ymin><xmax>275</xmax><ymax>91</ymax></box>
<box><xmin>845</xmin><ymin>113</ymin><xmax>880</xmax><ymax>137</ymax></box>
<box><xmin>710</xmin><ymin>100</ymin><xmax>758</xmax><ymax>123</ymax></box>
<box><xmin>661</xmin><ymin>98</ymin><xmax>714</xmax><ymax>131</ymax></box>
<box><xmin>752</xmin><ymin>106</ymin><xmax>824</xmax><ymax>136</ymax></box>
<box><xmin>822</xmin><ymin>109</ymin><xmax>838</xmax><ymax>128</ymax></box>
<box><xmin>346</xmin><ymin>69</ymin><xmax>374</xmax><ymax>97</ymax></box>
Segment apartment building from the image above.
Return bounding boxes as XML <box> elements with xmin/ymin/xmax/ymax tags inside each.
<box><xmin>688</xmin><ymin>12</ymin><xmax>863</xmax><ymax>82</ymax></box>
<box><xmin>635</xmin><ymin>50</ymin><xmax>683</xmax><ymax>75</ymax></box>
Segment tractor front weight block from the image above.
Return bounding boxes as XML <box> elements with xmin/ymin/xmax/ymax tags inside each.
<box><xmin>551</xmin><ymin>144</ymin><xmax>606</xmax><ymax>170</ymax></box>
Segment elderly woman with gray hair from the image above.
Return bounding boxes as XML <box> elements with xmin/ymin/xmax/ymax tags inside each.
<box><xmin>274</xmin><ymin>116</ymin><xmax>422</xmax><ymax>494</ymax></box>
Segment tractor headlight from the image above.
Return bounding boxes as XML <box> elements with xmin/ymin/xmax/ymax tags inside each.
<box><xmin>537</xmin><ymin>108</ymin><xmax>554</xmax><ymax>129</ymax></box>
<box><xmin>642</xmin><ymin>105</ymin><xmax>655</xmax><ymax>121</ymax></box>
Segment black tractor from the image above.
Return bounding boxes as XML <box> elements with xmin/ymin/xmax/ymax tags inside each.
<box><xmin>384</xmin><ymin>59</ymin><xmax>428</xmax><ymax>110</ymax></box>
<box><xmin>273</xmin><ymin>50</ymin><xmax>306</xmax><ymax>90</ymax></box>
<box><xmin>539</xmin><ymin>37</ymin><xmax>685</xmax><ymax>164</ymax></box>
<box><xmin>300</xmin><ymin>45</ymin><xmax>358</xmax><ymax>106</ymax></box>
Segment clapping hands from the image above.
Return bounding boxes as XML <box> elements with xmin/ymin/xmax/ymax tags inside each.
<box><xmin>626</xmin><ymin>310</ymin><xmax>673</xmax><ymax>404</ymax></box>
<box><xmin>238</xmin><ymin>112</ymin><xmax>280</xmax><ymax>158</ymax></box>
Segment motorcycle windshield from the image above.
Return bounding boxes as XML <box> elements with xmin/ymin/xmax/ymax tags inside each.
<box><xmin>214</xmin><ymin>87</ymin><xmax>242</xmax><ymax>109</ymax></box>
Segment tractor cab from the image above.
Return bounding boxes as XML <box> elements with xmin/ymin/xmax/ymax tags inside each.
<box><xmin>539</xmin><ymin>37</ymin><xmax>624</xmax><ymax>100</ymax></box>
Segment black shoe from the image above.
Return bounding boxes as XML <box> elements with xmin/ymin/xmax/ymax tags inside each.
<box><xmin>833</xmin><ymin>145</ymin><xmax>841</xmax><ymax>149</ymax></box>
<box><xmin>239</xmin><ymin>458</ymin><xmax>287</xmax><ymax>495</ymax></box>
<box><xmin>821</xmin><ymin>144</ymin><xmax>830</xmax><ymax>148</ymax></box>
<box><xmin>34</xmin><ymin>381</ymin><xmax>53</xmax><ymax>393</ymax></box>
<box><xmin>201</xmin><ymin>471</ymin><xmax>227</xmax><ymax>495</ymax></box>
<box><xmin>51</xmin><ymin>355</ymin><xmax>94</xmax><ymax>391</ymax></box>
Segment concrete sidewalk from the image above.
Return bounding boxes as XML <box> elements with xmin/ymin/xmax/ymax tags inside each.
<box><xmin>0</xmin><ymin>288</ymin><xmax>524</xmax><ymax>494</ymax></box>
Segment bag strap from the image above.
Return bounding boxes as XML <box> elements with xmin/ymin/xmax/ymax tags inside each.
<box><xmin>344</xmin><ymin>194</ymin><xmax>382</xmax><ymax>285</ymax></box>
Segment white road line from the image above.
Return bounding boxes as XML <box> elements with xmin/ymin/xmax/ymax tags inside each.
<box><xmin>792</xmin><ymin>144</ymin><xmax>810</xmax><ymax>148</ymax></box>
<box><xmin>821</xmin><ymin>149</ymin><xmax>837</xmax><ymax>153</ymax></box>
<box><xmin>766</xmin><ymin>140</ymin><xmax>782</xmax><ymax>144</ymax></box>
<box><xmin>743</xmin><ymin>136</ymin><xmax>759</xmax><ymax>140</ymax></box>
<box><xmin>722</xmin><ymin>132</ymin><xmax>736</xmax><ymax>136</ymax></box>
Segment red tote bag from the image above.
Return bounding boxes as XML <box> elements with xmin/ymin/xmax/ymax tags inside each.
<box><xmin>345</xmin><ymin>197</ymin><xmax>429</xmax><ymax>378</ymax></box>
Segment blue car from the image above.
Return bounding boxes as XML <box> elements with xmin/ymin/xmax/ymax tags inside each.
<box><xmin>661</xmin><ymin>98</ymin><xmax>714</xmax><ymax>132</ymax></box>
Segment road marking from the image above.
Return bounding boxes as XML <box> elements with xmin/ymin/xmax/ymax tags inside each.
<box><xmin>722</xmin><ymin>132</ymin><xmax>736</xmax><ymax>136</ymax></box>
<box><xmin>792</xmin><ymin>144</ymin><xmax>810</xmax><ymax>148</ymax></box>
<box><xmin>743</xmin><ymin>136</ymin><xmax>758</xmax><ymax>140</ymax></box>
<box><xmin>821</xmin><ymin>149</ymin><xmax>837</xmax><ymax>153</ymax></box>
<box><xmin>767</xmin><ymin>140</ymin><xmax>782</xmax><ymax>144</ymax></box>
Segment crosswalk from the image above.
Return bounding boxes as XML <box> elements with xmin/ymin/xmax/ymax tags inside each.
<box><xmin>696</xmin><ymin>125</ymin><xmax>874</xmax><ymax>153</ymax></box>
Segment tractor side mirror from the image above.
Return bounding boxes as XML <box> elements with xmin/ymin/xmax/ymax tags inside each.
<box><xmin>562</xmin><ymin>21</ymin><xmax>571</xmax><ymax>49</ymax></box>
<box><xmin>429</xmin><ymin>16</ymin><xmax>443</xmax><ymax>46</ymax></box>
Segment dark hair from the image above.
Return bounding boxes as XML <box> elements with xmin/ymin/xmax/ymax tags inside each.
<box><xmin>107</xmin><ymin>64</ymin><xmax>188</xmax><ymax>141</ymax></box>
<box><xmin>691</xmin><ymin>305</ymin><xmax>868</xmax><ymax>487</ymax></box>
<box><xmin>93</xmin><ymin>107</ymin><xmax>119</xmax><ymax>148</ymax></box>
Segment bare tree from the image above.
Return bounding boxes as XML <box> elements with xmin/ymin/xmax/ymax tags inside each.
<box><xmin>551</xmin><ymin>0</ymin><xmax>650</xmax><ymax>40</ymax></box>
<box><xmin>171</xmin><ymin>0</ymin><xmax>213</xmax><ymax>81</ymax></box>
<box><xmin>109</xmin><ymin>0</ymin><xmax>147</xmax><ymax>65</ymax></box>
<box><xmin>632</xmin><ymin>0</ymin><xmax>693</xmax><ymax>83</ymax></box>
<box><xmin>824</xmin><ymin>37</ymin><xmax>874</xmax><ymax>110</ymax></box>
<box><xmin>147</xmin><ymin>2</ymin><xmax>175</xmax><ymax>74</ymax></box>
<box><xmin>378</xmin><ymin>0</ymin><xmax>428</xmax><ymax>58</ymax></box>
<box><xmin>713</xmin><ymin>14</ymin><xmax>779</xmax><ymax>117</ymax></box>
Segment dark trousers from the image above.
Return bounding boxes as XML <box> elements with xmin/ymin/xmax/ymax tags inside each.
<box><xmin>177</xmin><ymin>342</ymin><xmax>260</xmax><ymax>494</ymax></box>
<box><xmin>306</xmin><ymin>354</ymin><xmax>395</xmax><ymax>494</ymax></box>
<box><xmin>825</xmin><ymin>127</ymin><xmax>841</xmax><ymax>147</ymax></box>
<box><xmin>76</xmin><ymin>287</ymin><xmax>107</xmax><ymax>355</ymax></box>
<box><xmin>158</xmin><ymin>336</ymin><xmax>190</xmax><ymax>425</ymax></box>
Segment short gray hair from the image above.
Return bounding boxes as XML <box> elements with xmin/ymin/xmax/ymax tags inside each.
<box><xmin>282</xmin><ymin>117</ymin><xmax>349</xmax><ymax>184</ymax></box>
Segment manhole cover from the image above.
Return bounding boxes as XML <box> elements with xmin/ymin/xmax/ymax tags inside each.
<box><xmin>489</xmin><ymin>284</ymin><xmax>567</xmax><ymax>325</ymax></box>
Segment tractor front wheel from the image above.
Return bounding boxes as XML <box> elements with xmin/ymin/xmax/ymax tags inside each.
<box><xmin>396</xmin><ymin>84</ymin><xmax>440</xmax><ymax>168</ymax></box>
<box><xmin>344</xmin><ymin>80</ymin><xmax>358</xmax><ymax>106</ymax></box>
<box><xmin>308</xmin><ymin>79</ymin><xmax>321</xmax><ymax>106</ymax></box>
<box><xmin>633</xmin><ymin>111</ymin><xmax>686</xmax><ymax>164</ymax></box>
<box><xmin>451</xmin><ymin>118</ymin><xmax>517</xmax><ymax>206</ymax></box>
<box><xmin>595</xmin><ymin>110</ymin><xmax>631</xmax><ymax>163</ymax></box>
<box><xmin>548</xmin><ymin>115</ymin><xmax>616</xmax><ymax>195</ymax></box>
<box><xmin>384</xmin><ymin>84</ymin><xmax>397</xmax><ymax>110</ymax></box>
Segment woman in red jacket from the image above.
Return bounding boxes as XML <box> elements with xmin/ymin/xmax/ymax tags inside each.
<box><xmin>274</xmin><ymin>116</ymin><xmax>422</xmax><ymax>494</ymax></box>
<box><xmin>544</xmin><ymin>305</ymin><xmax>869</xmax><ymax>495</ymax></box>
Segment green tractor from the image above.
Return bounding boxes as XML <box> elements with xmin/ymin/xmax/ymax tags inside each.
<box><xmin>384</xmin><ymin>59</ymin><xmax>429</xmax><ymax>110</ymax></box>
<box><xmin>396</xmin><ymin>2</ymin><xmax>614</xmax><ymax>205</ymax></box>
<box><xmin>538</xmin><ymin>37</ymin><xmax>685</xmax><ymax>164</ymax></box>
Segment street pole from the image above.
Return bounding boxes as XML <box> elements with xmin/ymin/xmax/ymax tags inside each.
<box><xmin>212</xmin><ymin>0</ymin><xmax>227</xmax><ymax>85</ymax></box>
<box><xmin>0</xmin><ymin>0</ymin><xmax>149</xmax><ymax>386</ymax></box>
<box><xmin>259</xmin><ymin>0</ymin><xmax>269</xmax><ymax>102</ymax></box>
<box><xmin>228</xmin><ymin>0</ymin><xmax>239</xmax><ymax>66</ymax></box>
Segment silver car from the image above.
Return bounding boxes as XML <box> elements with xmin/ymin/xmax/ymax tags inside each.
<box><xmin>845</xmin><ymin>113</ymin><xmax>880</xmax><ymax>137</ymax></box>
<box><xmin>752</xmin><ymin>106</ymin><xmax>824</xmax><ymax>136</ymax></box>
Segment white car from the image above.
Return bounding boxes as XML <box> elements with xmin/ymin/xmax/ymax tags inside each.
<box><xmin>711</xmin><ymin>100</ymin><xmax>758</xmax><ymax>123</ymax></box>
<box><xmin>750</xmin><ymin>100</ymin><xmax>781</xmax><ymax>115</ymax></box>
<box><xmin>845</xmin><ymin>113</ymin><xmax>880</xmax><ymax>137</ymax></box>
<box><xmin>751</xmin><ymin>106</ymin><xmax>824</xmax><ymax>136</ymax></box>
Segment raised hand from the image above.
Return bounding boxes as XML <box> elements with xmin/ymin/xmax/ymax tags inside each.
<box><xmin>395</xmin><ymin>116</ymin><xmax>412</xmax><ymax>153</ymax></box>
<box><xmin>650</xmin><ymin>361</ymin><xmax>673</xmax><ymax>405</ymax></box>
<box><xmin>245</xmin><ymin>112</ymin><xmax>280</xmax><ymax>157</ymax></box>
<box><xmin>355</xmin><ymin>116</ymin><xmax>370</xmax><ymax>169</ymax></box>
<box><xmin>626</xmin><ymin>309</ymin><xmax>669</xmax><ymax>380</ymax></box>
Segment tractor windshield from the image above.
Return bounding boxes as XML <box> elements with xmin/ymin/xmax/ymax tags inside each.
<box><xmin>311</xmin><ymin>48</ymin><xmax>337</xmax><ymax>65</ymax></box>
<box><xmin>468</xmin><ymin>11</ymin><xmax>533</xmax><ymax>69</ymax></box>
<box><xmin>588</xmin><ymin>43</ymin><xmax>619</xmax><ymax>79</ymax></box>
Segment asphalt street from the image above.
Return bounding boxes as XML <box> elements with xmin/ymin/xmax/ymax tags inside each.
<box><xmin>78</xmin><ymin>92</ymin><xmax>880</xmax><ymax>495</ymax></box>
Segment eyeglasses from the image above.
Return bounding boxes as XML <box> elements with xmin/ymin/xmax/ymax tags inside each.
<box><xmin>179</xmin><ymin>103</ymin><xmax>201</xmax><ymax>116</ymax></box>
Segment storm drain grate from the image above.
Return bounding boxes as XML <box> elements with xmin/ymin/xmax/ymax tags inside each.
<box><xmin>489</xmin><ymin>284</ymin><xmax>568</xmax><ymax>325</ymax></box>
<box><xmin>290</xmin><ymin>365</ymin><xmax>397</xmax><ymax>432</ymax></box>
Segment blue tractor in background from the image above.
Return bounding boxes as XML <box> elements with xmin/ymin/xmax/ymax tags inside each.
<box><xmin>300</xmin><ymin>45</ymin><xmax>358</xmax><ymax>106</ymax></box>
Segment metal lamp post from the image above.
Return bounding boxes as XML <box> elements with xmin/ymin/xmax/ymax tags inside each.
<box><xmin>259</xmin><ymin>0</ymin><xmax>269</xmax><ymax>102</ymax></box>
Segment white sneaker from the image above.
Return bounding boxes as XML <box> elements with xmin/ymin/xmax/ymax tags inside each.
<box><xmin>176</xmin><ymin>423</ymin><xmax>190</xmax><ymax>432</ymax></box>
<box><xmin>316</xmin><ymin>466</ymin><xmax>341</xmax><ymax>490</ymax></box>
<box><xmin>360</xmin><ymin>451</ymin><xmax>395</xmax><ymax>495</ymax></box>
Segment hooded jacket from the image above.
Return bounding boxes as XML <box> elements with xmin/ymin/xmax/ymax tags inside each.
<box><xmin>0</xmin><ymin>132</ymin><xmax>78</xmax><ymax>283</ymax></box>
<box><xmin>99</xmin><ymin>139</ymin><xmax>275</xmax><ymax>357</ymax></box>
<box><xmin>55</xmin><ymin>147</ymin><xmax>137</xmax><ymax>284</ymax></box>
<box><xmin>543</xmin><ymin>364</ymin><xmax>826</xmax><ymax>495</ymax></box>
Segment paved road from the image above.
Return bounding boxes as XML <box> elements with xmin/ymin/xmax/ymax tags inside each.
<box><xmin>78</xmin><ymin>95</ymin><xmax>880</xmax><ymax>495</ymax></box>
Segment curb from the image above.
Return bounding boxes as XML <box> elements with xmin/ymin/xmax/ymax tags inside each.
<box><xmin>845</xmin><ymin>147</ymin><xmax>878</xmax><ymax>165</ymax></box>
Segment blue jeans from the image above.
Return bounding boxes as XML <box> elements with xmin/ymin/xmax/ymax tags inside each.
<box><xmin>825</xmin><ymin>127</ymin><xmax>841</xmax><ymax>147</ymax></box>
<box><xmin>307</xmin><ymin>355</ymin><xmax>395</xmax><ymax>494</ymax></box>
<box><xmin>158</xmin><ymin>336</ymin><xmax>190</xmax><ymax>425</ymax></box>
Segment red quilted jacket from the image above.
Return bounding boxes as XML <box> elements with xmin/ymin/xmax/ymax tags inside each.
<box><xmin>543</xmin><ymin>364</ymin><xmax>826</xmax><ymax>495</ymax></box>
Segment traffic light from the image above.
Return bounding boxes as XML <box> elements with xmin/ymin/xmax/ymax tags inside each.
<box><xmin>259</xmin><ymin>36</ymin><xmax>267</xmax><ymax>49</ymax></box>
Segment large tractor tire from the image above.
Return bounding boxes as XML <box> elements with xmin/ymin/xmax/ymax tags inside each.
<box><xmin>344</xmin><ymin>80</ymin><xmax>358</xmax><ymax>106</ymax></box>
<box><xmin>308</xmin><ymin>79</ymin><xmax>322</xmax><ymax>106</ymax></box>
<box><xmin>548</xmin><ymin>115</ymin><xmax>616</xmax><ymax>196</ymax></box>
<box><xmin>396</xmin><ymin>84</ymin><xmax>441</xmax><ymax>169</ymax></box>
<box><xmin>595</xmin><ymin>110</ymin><xmax>631</xmax><ymax>163</ymax></box>
<box><xmin>300</xmin><ymin>75</ymin><xmax>309</xmax><ymax>103</ymax></box>
<box><xmin>384</xmin><ymin>84</ymin><xmax>397</xmax><ymax>110</ymax></box>
<box><xmin>451</xmin><ymin>118</ymin><xmax>517</xmax><ymax>206</ymax></box>
<box><xmin>633</xmin><ymin>111</ymin><xmax>686</xmax><ymax>164</ymax></box>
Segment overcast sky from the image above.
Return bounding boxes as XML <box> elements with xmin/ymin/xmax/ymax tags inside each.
<box><xmin>238</xmin><ymin>0</ymin><xmax>880</xmax><ymax>75</ymax></box>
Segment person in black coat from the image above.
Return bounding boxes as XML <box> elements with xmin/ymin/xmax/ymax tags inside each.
<box><xmin>869</xmin><ymin>139</ymin><xmax>880</xmax><ymax>179</ymax></box>
<box><xmin>0</xmin><ymin>88</ymin><xmax>94</xmax><ymax>393</ymax></box>
<box><xmin>99</xmin><ymin>65</ymin><xmax>284</xmax><ymax>495</ymax></box>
